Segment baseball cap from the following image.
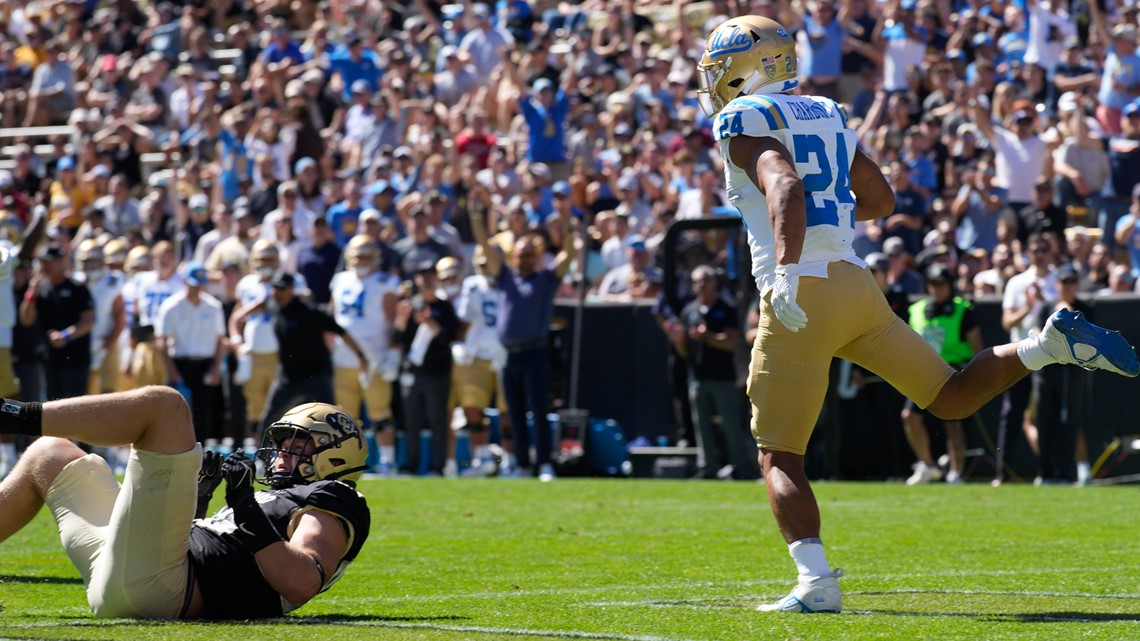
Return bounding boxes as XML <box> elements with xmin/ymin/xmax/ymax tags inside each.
<box><xmin>189</xmin><ymin>193</ymin><xmax>209</xmax><ymax>210</ymax></box>
<box><xmin>184</xmin><ymin>261</ymin><xmax>208</xmax><ymax>286</ymax></box>
<box><xmin>294</xmin><ymin>157</ymin><xmax>317</xmax><ymax>174</ymax></box>
<box><xmin>302</xmin><ymin>68</ymin><xmax>325</xmax><ymax>84</ymax></box>
<box><xmin>617</xmin><ymin>174</ymin><xmax>638</xmax><ymax>191</ymax></box>
<box><xmin>667</xmin><ymin>70</ymin><xmax>689</xmax><ymax>85</ymax></box>
<box><xmin>393</xmin><ymin>146</ymin><xmax>413</xmax><ymax>159</ymax></box>
<box><xmin>233</xmin><ymin>206</ymin><xmax>252</xmax><ymax>221</ymax></box>
<box><xmin>1056</xmin><ymin>265</ymin><xmax>1079</xmax><ymax>282</ymax></box>
<box><xmin>528</xmin><ymin>162</ymin><xmax>551</xmax><ymax>180</ymax></box>
<box><xmin>367</xmin><ymin>180</ymin><xmax>394</xmax><ymax>196</ymax></box>
<box><xmin>56</xmin><ymin>156</ymin><xmax>76</xmax><ymax>171</ymax></box>
<box><xmin>91</xmin><ymin>164</ymin><xmax>112</xmax><ymax>178</ymax></box>
<box><xmin>533</xmin><ymin>77</ymin><xmax>554</xmax><ymax>93</ymax></box>
<box><xmin>359</xmin><ymin>208</ymin><xmax>381</xmax><ymax>223</ymax></box>
<box><xmin>351</xmin><ymin>79</ymin><xmax>372</xmax><ymax>94</ymax></box>
<box><xmin>972</xmin><ymin>33</ymin><xmax>995</xmax><ymax>47</ymax></box>
<box><xmin>1011</xmin><ymin>109</ymin><xmax>1034</xmax><ymax>122</ymax></box>
<box><xmin>1111</xmin><ymin>24</ymin><xmax>1137</xmax><ymax>41</ymax></box>
<box><xmin>926</xmin><ymin>264</ymin><xmax>953</xmax><ymax>284</ymax></box>
<box><xmin>1057</xmin><ymin>91</ymin><xmax>1079</xmax><ymax>114</ymax></box>
<box><xmin>425</xmin><ymin>189</ymin><xmax>445</xmax><ymax>203</ymax></box>
<box><xmin>551</xmin><ymin>180</ymin><xmax>570</xmax><ymax>196</ymax></box>
<box><xmin>39</xmin><ymin>244</ymin><xmax>66</xmax><ymax>261</ymax></box>
<box><xmin>414</xmin><ymin>259</ymin><xmax>438</xmax><ymax>274</ymax></box>
<box><xmin>883</xmin><ymin>236</ymin><xmax>907</xmax><ymax>256</ymax></box>
<box><xmin>440</xmin><ymin>45</ymin><xmax>458</xmax><ymax>59</ymax></box>
<box><xmin>866</xmin><ymin>252</ymin><xmax>890</xmax><ymax>272</ymax></box>
<box><xmin>0</xmin><ymin>171</ymin><xmax>12</xmax><ymax>189</ymax></box>
<box><xmin>471</xmin><ymin>3</ymin><xmax>489</xmax><ymax>17</ymax></box>
<box><xmin>1125</xmin><ymin>100</ymin><xmax>1140</xmax><ymax>118</ymax></box>
<box><xmin>271</xmin><ymin>272</ymin><xmax>297</xmax><ymax>289</ymax></box>
<box><xmin>613</xmin><ymin>123</ymin><xmax>634</xmax><ymax>137</ymax></box>
<box><xmin>628</xmin><ymin>234</ymin><xmax>647</xmax><ymax>251</ymax></box>
<box><xmin>1063</xmin><ymin>35</ymin><xmax>1082</xmax><ymax>49</ymax></box>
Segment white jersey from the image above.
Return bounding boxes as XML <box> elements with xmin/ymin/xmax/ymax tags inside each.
<box><xmin>0</xmin><ymin>241</ymin><xmax>14</xmax><ymax>349</ymax></box>
<box><xmin>330</xmin><ymin>270</ymin><xmax>398</xmax><ymax>367</ymax></box>
<box><xmin>713</xmin><ymin>93</ymin><xmax>864</xmax><ymax>298</ymax></box>
<box><xmin>456</xmin><ymin>274</ymin><xmax>506</xmax><ymax>361</ymax></box>
<box><xmin>131</xmin><ymin>271</ymin><xmax>186</xmax><ymax>328</ymax></box>
<box><xmin>77</xmin><ymin>271</ymin><xmax>125</xmax><ymax>352</ymax></box>
<box><xmin>235</xmin><ymin>272</ymin><xmax>308</xmax><ymax>354</ymax></box>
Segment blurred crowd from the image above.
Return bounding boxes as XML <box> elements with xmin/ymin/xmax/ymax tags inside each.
<box><xmin>0</xmin><ymin>0</ymin><xmax>1138</xmax><ymax>480</ymax></box>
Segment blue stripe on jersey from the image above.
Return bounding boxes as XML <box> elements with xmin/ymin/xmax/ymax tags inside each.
<box><xmin>736</xmin><ymin>96</ymin><xmax>787</xmax><ymax>130</ymax></box>
<box><xmin>837</xmin><ymin>103</ymin><xmax>849</xmax><ymax>128</ymax></box>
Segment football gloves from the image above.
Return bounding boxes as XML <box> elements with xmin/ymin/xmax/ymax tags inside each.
<box><xmin>221</xmin><ymin>451</ymin><xmax>283</xmax><ymax>553</ymax></box>
<box><xmin>771</xmin><ymin>263</ymin><xmax>808</xmax><ymax>332</ymax></box>
<box><xmin>195</xmin><ymin>450</ymin><xmax>223</xmax><ymax>519</ymax></box>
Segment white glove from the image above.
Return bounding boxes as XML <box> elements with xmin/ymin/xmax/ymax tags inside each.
<box><xmin>451</xmin><ymin>342</ymin><xmax>475</xmax><ymax>367</ymax></box>
<box><xmin>771</xmin><ymin>263</ymin><xmax>808</xmax><ymax>332</ymax></box>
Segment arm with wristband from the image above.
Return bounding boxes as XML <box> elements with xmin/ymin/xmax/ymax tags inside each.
<box><xmin>220</xmin><ymin>452</ymin><xmax>348</xmax><ymax>607</ymax></box>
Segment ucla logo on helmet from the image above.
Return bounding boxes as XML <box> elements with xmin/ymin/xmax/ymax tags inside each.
<box><xmin>776</xmin><ymin>27</ymin><xmax>790</xmax><ymax>37</ymax></box>
<box><xmin>708</xmin><ymin>25</ymin><xmax>754</xmax><ymax>58</ymax></box>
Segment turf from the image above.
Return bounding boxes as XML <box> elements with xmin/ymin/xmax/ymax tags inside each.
<box><xmin>2</xmin><ymin>478</ymin><xmax>1139</xmax><ymax>641</ymax></box>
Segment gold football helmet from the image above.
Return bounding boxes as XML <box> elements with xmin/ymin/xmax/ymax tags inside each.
<box><xmin>344</xmin><ymin>234</ymin><xmax>380</xmax><ymax>273</ymax></box>
<box><xmin>250</xmin><ymin>239</ymin><xmax>280</xmax><ymax>274</ymax></box>
<box><xmin>125</xmin><ymin>245</ymin><xmax>152</xmax><ymax>275</ymax></box>
<box><xmin>104</xmin><ymin>238</ymin><xmax>128</xmax><ymax>269</ymax></box>
<box><xmin>697</xmin><ymin>15</ymin><xmax>798</xmax><ymax>116</ymax></box>
<box><xmin>258</xmin><ymin>402</ymin><xmax>369</xmax><ymax>488</ymax></box>
<box><xmin>0</xmin><ymin>212</ymin><xmax>23</xmax><ymax>246</ymax></box>
<box><xmin>74</xmin><ymin>239</ymin><xmax>104</xmax><ymax>271</ymax></box>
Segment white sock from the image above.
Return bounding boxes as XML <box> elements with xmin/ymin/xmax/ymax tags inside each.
<box><xmin>380</xmin><ymin>445</ymin><xmax>395</xmax><ymax>466</ymax></box>
<box><xmin>789</xmin><ymin>538</ymin><xmax>831</xmax><ymax>582</ymax></box>
<box><xmin>1016</xmin><ymin>334</ymin><xmax>1055</xmax><ymax>371</ymax></box>
<box><xmin>1077</xmin><ymin>460</ymin><xmax>1091</xmax><ymax>482</ymax></box>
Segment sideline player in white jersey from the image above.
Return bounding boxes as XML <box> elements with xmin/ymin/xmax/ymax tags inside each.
<box><xmin>0</xmin><ymin>233</ymin><xmax>18</xmax><ymax>479</ymax></box>
<box><xmin>329</xmin><ymin>235</ymin><xmax>400</xmax><ymax>474</ymax></box>
<box><xmin>451</xmin><ymin>247</ymin><xmax>508</xmax><ymax>475</ymax></box>
<box><xmin>114</xmin><ymin>242</ymin><xmax>148</xmax><ymax>390</ymax></box>
<box><xmin>74</xmin><ymin>240</ymin><xmax>126</xmax><ymax>395</ymax></box>
<box><xmin>698</xmin><ymin>15</ymin><xmax>1139</xmax><ymax>614</ymax></box>
<box><xmin>230</xmin><ymin>240</ymin><xmax>308</xmax><ymax>438</ymax></box>
<box><xmin>125</xmin><ymin>241</ymin><xmax>184</xmax><ymax>388</ymax></box>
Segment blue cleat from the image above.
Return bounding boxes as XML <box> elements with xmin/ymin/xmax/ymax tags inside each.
<box><xmin>1041</xmin><ymin>309</ymin><xmax>1140</xmax><ymax>377</ymax></box>
<box><xmin>757</xmin><ymin>568</ymin><xmax>844</xmax><ymax>613</ymax></box>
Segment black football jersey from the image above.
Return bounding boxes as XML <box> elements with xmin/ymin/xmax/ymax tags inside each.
<box><xmin>187</xmin><ymin>480</ymin><xmax>370</xmax><ymax>619</ymax></box>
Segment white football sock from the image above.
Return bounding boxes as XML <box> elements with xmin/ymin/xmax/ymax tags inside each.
<box><xmin>379</xmin><ymin>445</ymin><xmax>395</xmax><ymax>466</ymax></box>
<box><xmin>1076</xmin><ymin>460</ymin><xmax>1091</xmax><ymax>483</ymax></box>
<box><xmin>1016</xmin><ymin>334</ymin><xmax>1054</xmax><ymax>371</ymax></box>
<box><xmin>789</xmin><ymin>538</ymin><xmax>831</xmax><ymax>582</ymax></box>
<box><xmin>0</xmin><ymin>442</ymin><xmax>14</xmax><ymax>477</ymax></box>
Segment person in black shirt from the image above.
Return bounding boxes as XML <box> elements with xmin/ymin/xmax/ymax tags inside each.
<box><xmin>0</xmin><ymin>388</ymin><xmax>369</xmax><ymax>620</ymax></box>
<box><xmin>231</xmin><ymin>272</ymin><xmax>369</xmax><ymax>429</ymax></box>
<box><xmin>392</xmin><ymin>207</ymin><xmax>453</xmax><ymax>279</ymax></box>
<box><xmin>662</xmin><ymin>265</ymin><xmax>753</xmax><ymax>479</ymax></box>
<box><xmin>296</xmin><ymin>217</ymin><xmax>342</xmax><ymax>305</ymax></box>
<box><xmin>394</xmin><ymin>261</ymin><xmax>458</xmax><ymax>475</ymax></box>
<box><xmin>18</xmin><ymin>244</ymin><xmax>94</xmax><ymax>400</ymax></box>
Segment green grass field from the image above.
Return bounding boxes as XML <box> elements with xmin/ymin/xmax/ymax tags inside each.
<box><xmin>2</xmin><ymin>478</ymin><xmax>1139</xmax><ymax>641</ymax></box>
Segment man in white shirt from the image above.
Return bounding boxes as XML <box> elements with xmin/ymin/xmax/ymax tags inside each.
<box><xmin>261</xmin><ymin>181</ymin><xmax>317</xmax><ymax>246</ymax></box>
<box><xmin>156</xmin><ymin>262</ymin><xmax>226</xmax><ymax>443</ymax></box>
<box><xmin>973</xmin><ymin>97</ymin><xmax>1047</xmax><ymax>210</ymax></box>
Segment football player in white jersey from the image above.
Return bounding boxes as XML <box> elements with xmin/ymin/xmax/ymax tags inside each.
<box><xmin>124</xmin><ymin>242</ymin><xmax>184</xmax><ymax>388</ymax></box>
<box><xmin>74</xmin><ymin>240</ymin><xmax>126</xmax><ymax>395</ymax></box>
<box><xmin>230</xmin><ymin>240</ymin><xmax>309</xmax><ymax>438</ymax></box>
<box><xmin>329</xmin><ymin>235</ymin><xmax>400</xmax><ymax>474</ymax></box>
<box><xmin>451</xmin><ymin>247</ymin><xmax>508</xmax><ymax>475</ymax></box>
<box><xmin>699</xmin><ymin>15</ymin><xmax>1138</xmax><ymax>613</ymax></box>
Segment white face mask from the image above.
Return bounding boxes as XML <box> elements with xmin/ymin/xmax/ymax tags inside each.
<box><xmin>354</xmin><ymin>266</ymin><xmax>373</xmax><ymax>279</ymax></box>
<box><xmin>443</xmin><ymin>284</ymin><xmax>461</xmax><ymax>299</ymax></box>
<box><xmin>84</xmin><ymin>269</ymin><xmax>104</xmax><ymax>283</ymax></box>
<box><xmin>256</xmin><ymin>266</ymin><xmax>276</xmax><ymax>279</ymax></box>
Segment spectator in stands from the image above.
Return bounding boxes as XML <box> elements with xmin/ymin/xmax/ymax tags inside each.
<box><xmin>596</xmin><ymin>236</ymin><xmax>661</xmax><ymax>301</ymax></box>
<box><xmin>794</xmin><ymin>1</ymin><xmax>844</xmax><ymax>101</ymax></box>
<box><xmin>1093</xmin><ymin>18</ymin><xmax>1140</xmax><ymax>136</ymax></box>
<box><xmin>296</xmin><ymin>218</ymin><xmax>340</xmax><ymax>306</ymax></box>
<box><xmin>971</xmin><ymin>93</ymin><xmax>1047</xmax><ymax>212</ymax></box>
<box><xmin>95</xmin><ymin>175</ymin><xmax>142</xmax><ymax>235</ymax></box>
<box><xmin>23</xmin><ymin>39</ymin><xmax>75</xmax><ymax>127</ymax></box>
<box><xmin>1018</xmin><ymin>178</ymin><xmax>1068</xmax><ymax>243</ymax></box>
<box><xmin>155</xmin><ymin>262</ymin><xmax>225</xmax><ymax>442</ymax></box>
<box><xmin>460</xmin><ymin>4</ymin><xmax>514</xmax><ymax>79</ymax></box>
<box><xmin>516</xmin><ymin>74</ymin><xmax>572</xmax><ymax>180</ymax></box>
<box><xmin>1052</xmin><ymin>91</ymin><xmax>1109</xmax><ymax>223</ymax></box>
<box><xmin>902</xmin><ymin>265</ymin><xmax>983</xmax><ymax>485</ymax></box>
<box><xmin>882</xmin><ymin>237</ymin><xmax>924</xmax><ymax>295</ymax></box>
<box><xmin>19</xmin><ymin>245</ymin><xmax>94</xmax><ymax>400</ymax></box>
<box><xmin>1102</xmin><ymin>100</ymin><xmax>1140</xmax><ymax>252</ymax></box>
<box><xmin>952</xmin><ymin>156</ymin><xmax>1006</xmax><ymax>253</ymax></box>
<box><xmin>394</xmin><ymin>207</ymin><xmax>452</xmax><ymax>279</ymax></box>
<box><xmin>880</xmin><ymin>160</ymin><xmax>927</xmax><ymax>256</ymax></box>
<box><xmin>1099</xmin><ymin>263</ymin><xmax>1137</xmax><ymax>295</ymax></box>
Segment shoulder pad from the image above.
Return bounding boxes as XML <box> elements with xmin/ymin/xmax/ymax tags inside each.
<box><xmin>713</xmin><ymin>95</ymin><xmax>792</xmax><ymax>141</ymax></box>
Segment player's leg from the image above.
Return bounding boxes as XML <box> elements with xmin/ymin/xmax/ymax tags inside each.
<box><xmin>0</xmin><ymin>436</ymin><xmax>87</xmax><ymax>543</ymax></box>
<box><xmin>926</xmin><ymin>308</ymin><xmax>1139</xmax><ymax>419</ymax></box>
<box><xmin>750</xmin><ymin>269</ymin><xmax>855</xmax><ymax>613</ymax></box>
<box><xmin>0</xmin><ymin>385</ymin><xmax>194</xmax><ymax>455</ymax></box>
